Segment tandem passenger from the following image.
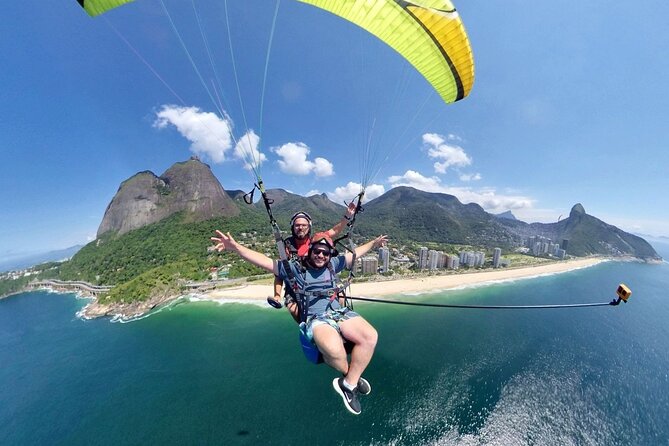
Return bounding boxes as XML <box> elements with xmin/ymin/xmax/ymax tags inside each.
<box><xmin>211</xmin><ymin>229</ymin><xmax>387</xmax><ymax>415</ymax></box>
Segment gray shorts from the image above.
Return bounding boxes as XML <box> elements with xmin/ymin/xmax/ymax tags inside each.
<box><xmin>302</xmin><ymin>308</ymin><xmax>359</xmax><ymax>341</ymax></box>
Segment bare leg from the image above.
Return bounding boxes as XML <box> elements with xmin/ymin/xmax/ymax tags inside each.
<box><xmin>338</xmin><ymin>317</ymin><xmax>378</xmax><ymax>386</ymax></box>
<box><xmin>312</xmin><ymin>324</ymin><xmax>348</xmax><ymax>374</ymax></box>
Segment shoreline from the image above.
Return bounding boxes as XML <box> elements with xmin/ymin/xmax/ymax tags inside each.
<box><xmin>19</xmin><ymin>257</ymin><xmax>608</xmax><ymax>321</ymax></box>
<box><xmin>202</xmin><ymin>257</ymin><xmax>606</xmax><ymax>302</ymax></box>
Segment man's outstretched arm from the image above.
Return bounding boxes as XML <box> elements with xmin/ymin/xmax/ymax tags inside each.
<box><xmin>211</xmin><ymin>230</ymin><xmax>277</xmax><ymax>274</ymax></box>
<box><xmin>325</xmin><ymin>202</ymin><xmax>357</xmax><ymax>238</ymax></box>
<box><xmin>345</xmin><ymin>235</ymin><xmax>388</xmax><ymax>269</ymax></box>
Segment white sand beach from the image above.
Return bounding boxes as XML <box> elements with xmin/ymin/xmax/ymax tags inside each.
<box><xmin>203</xmin><ymin>257</ymin><xmax>604</xmax><ymax>301</ymax></box>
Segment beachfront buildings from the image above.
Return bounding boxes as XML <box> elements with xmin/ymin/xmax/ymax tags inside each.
<box><xmin>418</xmin><ymin>247</ymin><xmax>429</xmax><ymax>269</ymax></box>
<box><xmin>493</xmin><ymin>247</ymin><xmax>502</xmax><ymax>268</ymax></box>
<box><xmin>459</xmin><ymin>251</ymin><xmax>486</xmax><ymax>267</ymax></box>
<box><xmin>527</xmin><ymin>236</ymin><xmax>567</xmax><ymax>259</ymax></box>
<box><xmin>413</xmin><ymin>246</ymin><xmax>515</xmax><ymax>271</ymax></box>
<box><xmin>378</xmin><ymin>247</ymin><xmax>390</xmax><ymax>273</ymax></box>
<box><xmin>359</xmin><ymin>256</ymin><xmax>379</xmax><ymax>275</ymax></box>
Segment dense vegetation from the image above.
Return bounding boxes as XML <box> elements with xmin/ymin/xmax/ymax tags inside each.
<box><xmin>59</xmin><ymin>208</ymin><xmax>268</xmax><ymax>285</ymax></box>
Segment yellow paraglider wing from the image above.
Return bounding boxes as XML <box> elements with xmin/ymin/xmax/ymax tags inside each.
<box><xmin>77</xmin><ymin>0</ymin><xmax>134</xmax><ymax>17</ymax></box>
<box><xmin>298</xmin><ymin>0</ymin><xmax>475</xmax><ymax>103</ymax></box>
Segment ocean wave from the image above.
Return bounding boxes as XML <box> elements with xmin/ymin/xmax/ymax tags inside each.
<box><xmin>383</xmin><ymin>350</ymin><xmax>614</xmax><ymax>446</ymax></box>
<box><xmin>187</xmin><ymin>293</ymin><xmax>268</xmax><ymax>308</ymax></box>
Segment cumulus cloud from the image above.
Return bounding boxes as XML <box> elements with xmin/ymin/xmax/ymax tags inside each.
<box><xmin>388</xmin><ymin>170</ymin><xmax>533</xmax><ymax>214</ymax></box>
<box><xmin>154</xmin><ymin>105</ymin><xmax>234</xmax><ymax>163</ymax></box>
<box><xmin>313</xmin><ymin>157</ymin><xmax>334</xmax><ymax>177</ymax></box>
<box><xmin>459</xmin><ymin>172</ymin><xmax>482</xmax><ymax>182</ymax></box>
<box><xmin>388</xmin><ymin>170</ymin><xmax>443</xmax><ymax>192</ymax></box>
<box><xmin>423</xmin><ymin>133</ymin><xmax>472</xmax><ymax>174</ymax></box>
<box><xmin>273</xmin><ymin>142</ymin><xmax>334</xmax><ymax>177</ymax></box>
<box><xmin>234</xmin><ymin>130</ymin><xmax>266</xmax><ymax>170</ymax></box>
<box><xmin>328</xmin><ymin>182</ymin><xmax>385</xmax><ymax>204</ymax></box>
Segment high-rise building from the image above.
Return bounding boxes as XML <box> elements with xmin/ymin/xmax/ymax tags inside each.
<box><xmin>428</xmin><ymin>250</ymin><xmax>440</xmax><ymax>270</ymax></box>
<box><xmin>532</xmin><ymin>242</ymin><xmax>542</xmax><ymax>256</ymax></box>
<box><xmin>451</xmin><ymin>256</ymin><xmax>460</xmax><ymax>269</ymax></box>
<box><xmin>418</xmin><ymin>247</ymin><xmax>429</xmax><ymax>269</ymax></box>
<box><xmin>460</xmin><ymin>251</ymin><xmax>485</xmax><ymax>267</ymax></box>
<box><xmin>493</xmin><ymin>248</ymin><xmax>502</xmax><ymax>268</ymax></box>
<box><xmin>378</xmin><ymin>247</ymin><xmax>390</xmax><ymax>273</ymax></box>
<box><xmin>361</xmin><ymin>256</ymin><xmax>378</xmax><ymax>275</ymax></box>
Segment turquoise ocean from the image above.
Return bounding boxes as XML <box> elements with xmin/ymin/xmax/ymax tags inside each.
<box><xmin>2</xmin><ymin>242</ymin><xmax>668</xmax><ymax>445</ymax></box>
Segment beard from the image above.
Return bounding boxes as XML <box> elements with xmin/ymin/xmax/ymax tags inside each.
<box><xmin>291</xmin><ymin>225</ymin><xmax>311</xmax><ymax>239</ymax></box>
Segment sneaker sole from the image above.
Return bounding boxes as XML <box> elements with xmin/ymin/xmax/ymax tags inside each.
<box><xmin>358</xmin><ymin>377</ymin><xmax>371</xmax><ymax>396</ymax></box>
<box><xmin>332</xmin><ymin>378</ymin><xmax>361</xmax><ymax>415</ymax></box>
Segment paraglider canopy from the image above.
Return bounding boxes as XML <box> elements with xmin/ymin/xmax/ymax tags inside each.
<box><xmin>298</xmin><ymin>0</ymin><xmax>474</xmax><ymax>103</ymax></box>
<box><xmin>76</xmin><ymin>0</ymin><xmax>474</xmax><ymax>104</ymax></box>
<box><xmin>77</xmin><ymin>0</ymin><xmax>134</xmax><ymax>17</ymax></box>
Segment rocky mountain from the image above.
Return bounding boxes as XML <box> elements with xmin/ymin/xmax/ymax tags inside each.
<box><xmin>225</xmin><ymin>189</ymin><xmax>247</xmax><ymax>201</ymax></box>
<box><xmin>97</xmin><ymin>158</ymin><xmax>238</xmax><ymax>237</ymax></box>
<box><xmin>495</xmin><ymin>210</ymin><xmax>518</xmax><ymax>220</ymax></box>
<box><xmin>93</xmin><ymin>160</ymin><xmax>660</xmax><ymax>260</ymax></box>
<box><xmin>497</xmin><ymin>203</ymin><xmax>660</xmax><ymax>259</ymax></box>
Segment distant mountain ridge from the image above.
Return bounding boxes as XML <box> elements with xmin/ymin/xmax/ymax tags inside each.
<box><xmin>495</xmin><ymin>210</ymin><xmax>517</xmax><ymax>220</ymax></box>
<box><xmin>355</xmin><ymin>186</ymin><xmax>519</xmax><ymax>247</ymax></box>
<box><xmin>0</xmin><ymin>245</ymin><xmax>83</xmax><ymax>273</ymax></box>
<box><xmin>496</xmin><ymin>203</ymin><xmax>659</xmax><ymax>258</ymax></box>
<box><xmin>91</xmin><ymin>160</ymin><xmax>661</xmax><ymax>261</ymax></box>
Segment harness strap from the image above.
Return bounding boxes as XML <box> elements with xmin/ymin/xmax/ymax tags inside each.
<box><xmin>331</xmin><ymin>190</ymin><xmax>365</xmax><ymax>310</ymax></box>
<box><xmin>250</xmin><ymin>180</ymin><xmax>301</xmax><ymax>303</ymax></box>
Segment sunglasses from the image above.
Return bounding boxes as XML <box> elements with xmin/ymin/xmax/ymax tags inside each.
<box><xmin>311</xmin><ymin>248</ymin><xmax>332</xmax><ymax>257</ymax></box>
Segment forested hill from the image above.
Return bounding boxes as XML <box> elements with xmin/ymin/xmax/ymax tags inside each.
<box><xmin>355</xmin><ymin>187</ymin><xmax>519</xmax><ymax>247</ymax></box>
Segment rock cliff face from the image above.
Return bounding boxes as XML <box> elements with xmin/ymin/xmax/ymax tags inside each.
<box><xmin>97</xmin><ymin>158</ymin><xmax>238</xmax><ymax>237</ymax></box>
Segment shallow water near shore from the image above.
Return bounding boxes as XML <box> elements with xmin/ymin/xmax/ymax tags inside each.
<box><xmin>2</xmin><ymin>246</ymin><xmax>669</xmax><ymax>445</ymax></box>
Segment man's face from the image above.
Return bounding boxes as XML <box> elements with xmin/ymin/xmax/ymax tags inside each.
<box><xmin>292</xmin><ymin>217</ymin><xmax>311</xmax><ymax>239</ymax></box>
<box><xmin>309</xmin><ymin>245</ymin><xmax>332</xmax><ymax>268</ymax></box>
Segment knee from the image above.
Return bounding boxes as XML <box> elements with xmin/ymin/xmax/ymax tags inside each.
<box><xmin>325</xmin><ymin>347</ymin><xmax>347</xmax><ymax>363</ymax></box>
<box><xmin>362</xmin><ymin>326</ymin><xmax>378</xmax><ymax>348</ymax></box>
<box><xmin>320</xmin><ymin>342</ymin><xmax>347</xmax><ymax>365</ymax></box>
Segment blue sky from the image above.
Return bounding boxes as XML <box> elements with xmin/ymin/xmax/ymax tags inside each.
<box><xmin>2</xmin><ymin>1</ymin><xmax>668</xmax><ymax>258</ymax></box>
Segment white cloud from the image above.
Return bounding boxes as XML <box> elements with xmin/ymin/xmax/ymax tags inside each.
<box><xmin>273</xmin><ymin>142</ymin><xmax>334</xmax><ymax>177</ymax></box>
<box><xmin>388</xmin><ymin>170</ymin><xmax>443</xmax><ymax>192</ymax></box>
<box><xmin>512</xmin><ymin>207</ymin><xmax>562</xmax><ymax>224</ymax></box>
<box><xmin>388</xmin><ymin>170</ymin><xmax>534</xmax><ymax>214</ymax></box>
<box><xmin>423</xmin><ymin>133</ymin><xmax>472</xmax><ymax>174</ymax></box>
<box><xmin>153</xmin><ymin>105</ymin><xmax>234</xmax><ymax>163</ymax></box>
<box><xmin>313</xmin><ymin>157</ymin><xmax>334</xmax><ymax>177</ymax></box>
<box><xmin>305</xmin><ymin>189</ymin><xmax>321</xmax><ymax>197</ymax></box>
<box><xmin>328</xmin><ymin>182</ymin><xmax>385</xmax><ymax>204</ymax></box>
<box><xmin>459</xmin><ymin>172</ymin><xmax>482</xmax><ymax>182</ymax></box>
<box><xmin>234</xmin><ymin>130</ymin><xmax>266</xmax><ymax>170</ymax></box>
<box><xmin>363</xmin><ymin>184</ymin><xmax>386</xmax><ymax>201</ymax></box>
